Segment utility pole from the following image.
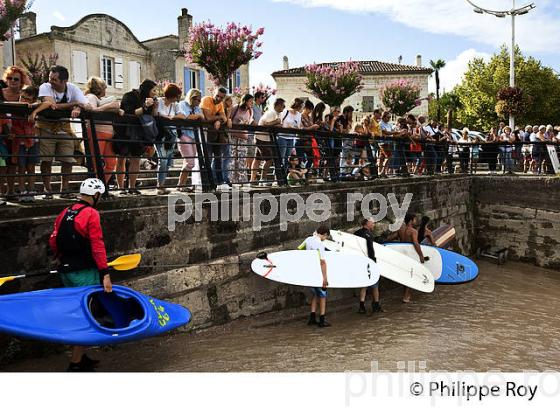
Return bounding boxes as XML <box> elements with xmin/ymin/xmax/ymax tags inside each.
<box><xmin>466</xmin><ymin>0</ymin><xmax>536</xmax><ymax>130</ymax></box>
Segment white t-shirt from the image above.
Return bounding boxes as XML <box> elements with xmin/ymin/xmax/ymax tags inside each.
<box><xmin>278</xmin><ymin>109</ymin><xmax>302</xmax><ymax>140</ymax></box>
<box><xmin>39</xmin><ymin>82</ymin><xmax>88</xmax><ymax>105</ymax></box>
<box><xmin>157</xmin><ymin>100</ymin><xmax>182</xmax><ymax>118</ymax></box>
<box><xmin>423</xmin><ymin>125</ymin><xmax>437</xmax><ymax>136</ymax></box>
<box><xmin>256</xmin><ymin>109</ymin><xmax>281</xmax><ymax>142</ymax></box>
<box><xmin>298</xmin><ymin>235</ymin><xmax>326</xmax><ymax>260</ymax></box>
<box><xmin>85</xmin><ymin>93</ymin><xmax>114</xmax><ymax>134</ymax></box>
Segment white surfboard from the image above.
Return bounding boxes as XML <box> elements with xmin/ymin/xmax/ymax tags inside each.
<box><xmin>547</xmin><ymin>146</ymin><xmax>560</xmax><ymax>174</ymax></box>
<box><xmin>251</xmin><ymin>250</ymin><xmax>380</xmax><ymax>288</ymax></box>
<box><xmin>383</xmin><ymin>243</ymin><xmax>443</xmax><ymax>281</ymax></box>
<box><xmin>327</xmin><ymin>230</ymin><xmax>435</xmax><ymax>293</ymax></box>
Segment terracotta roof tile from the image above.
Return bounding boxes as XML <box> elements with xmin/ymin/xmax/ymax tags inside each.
<box><xmin>272</xmin><ymin>60</ymin><xmax>433</xmax><ymax>77</ymax></box>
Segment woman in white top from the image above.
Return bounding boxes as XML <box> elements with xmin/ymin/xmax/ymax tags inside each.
<box><xmin>278</xmin><ymin>98</ymin><xmax>304</xmax><ymax>166</ymax></box>
<box><xmin>154</xmin><ymin>83</ymin><xmax>186</xmax><ymax>195</ymax></box>
<box><xmin>229</xmin><ymin>94</ymin><xmax>255</xmax><ymax>184</ymax></box>
<box><xmin>84</xmin><ymin>77</ymin><xmax>123</xmax><ymax>184</ymax></box>
<box><xmin>458</xmin><ymin>128</ymin><xmax>471</xmax><ymax>173</ymax></box>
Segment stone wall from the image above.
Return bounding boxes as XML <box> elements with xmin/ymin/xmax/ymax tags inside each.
<box><xmin>4</xmin><ymin>175</ymin><xmax>560</xmax><ymax>364</ymax></box>
<box><xmin>0</xmin><ymin>176</ymin><xmax>475</xmax><ymax>322</ymax></box>
<box><xmin>474</xmin><ymin>177</ymin><xmax>560</xmax><ymax>270</ymax></box>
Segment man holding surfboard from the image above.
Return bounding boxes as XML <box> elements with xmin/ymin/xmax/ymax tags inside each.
<box><xmin>298</xmin><ymin>226</ymin><xmax>331</xmax><ymax>328</ymax></box>
<box><xmin>388</xmin><ymin>213</ymin><xmax>425</xmax><ymax>303</ymax></box>
<box><xmin>49</xmin><ymin>178</ymin><xmax>112</xmax><ymax>371</ymax></box>
<box><xmin>354</xmin><ymin>218</ymin><xmax>383</xmax><ymax>314</ymax></box>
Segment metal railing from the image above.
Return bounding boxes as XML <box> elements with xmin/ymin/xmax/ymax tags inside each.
<box><xmin>0</xmin><ymin>102</ymin><xmax>559</xmax><ymax>202</ymax></box>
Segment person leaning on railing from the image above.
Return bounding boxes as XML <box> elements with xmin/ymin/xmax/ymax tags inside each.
<box><xmin>253</xmin><ymin>98</ymin><xmax>286</xmax><ymax>187</ymax></box>
<box><xmin>297</xmin><ymin>99</ymin><xmax>321</xmax><ymax>176</ymax></box>
<box><xmin>154</xmin><ymin>83</ymin><xmax>186</xmax><ymax>195</ymax></box>
<box><xmin>30</xmin><ymin>65</ymin><xmax>91</xmax><ymax>200</ymax></box>
<box><xmin>229</xmin><ymin>93</ymin><xmax>255</xmax><ymax>186</ymax></box>
<box><xmin>500</xmin><ymin>126</ymin><xmax>515</xmax><ymax>174</ymax></box>
<box><xmin>200</xmin><ymin>87</ymin><xmax>229</xmax><ymax>191</ymax></box>
<box><xmin>178</xmin><ymin>88</ymin><xmax>205</xmax><ymax>192</ymax></box>
<box><xmin>113</xmin><ymin>79</ymin><xmax>158</xmax><ymax>195</ymax></box>
<box><xmin>84</xmin><ymin>77</ymin><xmax>124</xmax><ymax>185</ymax></box>
<box><xmin>1</xmin><ymin>66</ymin><xmax>31</xmax><ymax>202</ymax></box>
<box><xmin>458</xmin><ymin>128</ymin><xmax>471</xmax><ymax>173</ymax></box>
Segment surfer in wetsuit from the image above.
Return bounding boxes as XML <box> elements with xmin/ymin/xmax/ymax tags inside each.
<box><xmin>298</xmin><ymin>225</ymin><xmax>331</xmax><ymax>328</ymax></box>
<box><xmin>49</xmin><ymin>178</ymin><xmax>112</xmax><ymax>371</ymax></box>
<box><xmin>418</xmin><ymin>216</ymin><xmax>435</xmax><ymax>246</ymax></box>
<box><xmin>354</xmin><ymin>218</ymin><xmax>383</xmax><ymax>314</ymax></box>
<box><xmin>387</xmin><ymin>213</ymin><xmax>424</xmax><ymax>303</ymax></box>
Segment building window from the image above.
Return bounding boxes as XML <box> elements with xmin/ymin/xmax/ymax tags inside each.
<box><xmin>190</xmin><ymin>70</ymin><xmax>198</xmax><ymax>90</ymax></box>
<box><xmin>362</xmin><ymin>96</ymin><xmax>375</xmax><ymax>112</ymax></box>
<box><xmin>102</xmin><ymin>57</ymin><xmax>113</xmax><ymax>87</ymax></box>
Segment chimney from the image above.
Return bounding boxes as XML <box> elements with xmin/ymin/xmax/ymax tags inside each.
<box><xmin>19</xmin><ymin>12</ymin><xmax>37</xmax><ymax>39</ymax></box>
<box><xmin>283</xmin><ymin>56</ymin><xmax>289</xmax><ymax>70</ymax></box>
<box><xmin>416</xmin><ymin>55</ymin><xmax>422</xmax><ymax>67</ymax></box>
<box><xmin>178</xmin><ymin>8</ymin><xmax>193</xmax><ymax>50</ymax></box>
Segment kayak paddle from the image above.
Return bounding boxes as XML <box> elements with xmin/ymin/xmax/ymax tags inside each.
<box><xmin>0</xmin><ymin>253</ymin><xmax>142</xmax><ymax>288</ymax></box>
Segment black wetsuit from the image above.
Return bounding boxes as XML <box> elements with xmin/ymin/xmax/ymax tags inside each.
<box><xmin>354</xmin><ymin>227</ymin><xmax>376</xmax><ymax>262</ymax></box>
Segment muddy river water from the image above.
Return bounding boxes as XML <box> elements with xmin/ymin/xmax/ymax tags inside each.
<box><xmin>4</xmin><ymin>260</ymin><xmax>560</xmax><ymax>372</ymax></box>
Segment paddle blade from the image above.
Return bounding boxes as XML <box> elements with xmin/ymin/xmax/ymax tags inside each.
<box><xmin>107</xmin><ymin>254</ymin><xmax>142</xmax><ymax>271</ymax></box>
<box><xmin>0</xmin><ymin>276</ymin><xmax>19</xmax><ymax>288</ymax></box>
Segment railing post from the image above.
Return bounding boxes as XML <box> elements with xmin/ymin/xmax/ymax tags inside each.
<box><xmin>196</xmin><ymin>125</ymin><xmax>216</xmax><ymax>192</ymax></box>
<box><xmin>80</xmin><ymin>114</ymin><xmax>106</xmax><ymax>193</ymax></box>
<box><xmin>270</xmin><ymin>130</ymin><xmax>287</xmax><ymax>187</ymax></box>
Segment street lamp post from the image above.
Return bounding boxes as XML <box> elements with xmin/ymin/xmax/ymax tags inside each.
<box><xmin>466</xmin><ymin>0</ymin><xmax>536</xmax><ymax>130</ymax></box>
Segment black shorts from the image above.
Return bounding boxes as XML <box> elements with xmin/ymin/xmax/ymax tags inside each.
<box><xmin>256</xmin><ymin>139</ymin><xmax>274</xmax><ymax>161</ymax></box>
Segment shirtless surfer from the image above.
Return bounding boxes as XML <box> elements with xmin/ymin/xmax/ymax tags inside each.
<box><xmin>387</xmin><ymin>213</ymin><xmax>425</xmax><ymax>303</ymax></box>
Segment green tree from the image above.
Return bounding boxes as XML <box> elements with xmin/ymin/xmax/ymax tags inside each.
<box><xmin>454</xmin><ymin>46</ymin><xmax>560</xmax><ymax>130</ymax></box>
<box><xmin>429</xmin><ymin>91</ymin><xmax>463</xmax><ymax>129</ymax></box>
<box><xmin>430</xmin><ymin>59</ymin><xmax>446</xmax><ymax>121</ymax></box>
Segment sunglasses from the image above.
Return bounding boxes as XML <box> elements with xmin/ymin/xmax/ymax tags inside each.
<box><xmin>6</xmin><ymin>76</ymin><xmax>21</xmax><ymax>82</ymax></box>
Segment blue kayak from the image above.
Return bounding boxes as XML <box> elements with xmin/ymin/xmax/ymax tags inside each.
<box><xmin>0</xmin><ymin>285</ymin><xmax>191</xmax><ymax>346</ymax></box>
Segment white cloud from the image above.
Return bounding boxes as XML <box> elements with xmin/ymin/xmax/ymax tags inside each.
<box><xmin>272</xmin><ymin>0</ymin><xmax>559</xmax><ymax>54</ymax></box>
<box><xmin>52</xmin><ymin>11</ymin><xmax>66</xmax><ymax>22</ymax></box>
<box><xmin>428</xmin><ymin>49</ymin><xmax>491</xmax><ymax>93</ymax></box>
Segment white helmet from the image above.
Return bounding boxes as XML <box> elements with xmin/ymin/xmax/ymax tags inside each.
<box><xmin>80</xmin><ymin>178</ymin><xmax>106</xmax><ymax>196</ymax></box>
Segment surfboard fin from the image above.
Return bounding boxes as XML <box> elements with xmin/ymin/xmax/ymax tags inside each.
<box><xmin>256</xmin><ymin>252</ymin><xmax>268</xmax><ymax>260</ymax></box>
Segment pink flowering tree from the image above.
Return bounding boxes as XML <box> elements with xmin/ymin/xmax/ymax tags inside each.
<box><xmin>251</xmin><ymin>82</ymin><xmax>277</xmax><ymax>100</ymax></box>
<box><xmin>304</xmin><ymin>61</ymin><xmax>363</xmax><ymax>107</ymax></box>
<box><xmin>380</xmin><ymin>80</ymin><xmax>421</xmax><ymax>116</ymax></box>
<box><xmin>0</xmin><ymin>0</ymin><xmax>29</xmax><ymax>41</ymax></box>
<box><xmin>185</xmin><ymin>21</ymin><xmax>264</xmax><ymax>87</ymax></box>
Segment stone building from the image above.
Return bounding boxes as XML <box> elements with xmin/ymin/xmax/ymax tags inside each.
<box><xmin>14</xmin><ymin>9</ymin><xmax>249</xmax><ymax>97</ymax></box>
<box><xmin>272</xmin><ymin>56</ymin><xmax>432</xmax><ymax>116</ymax></box>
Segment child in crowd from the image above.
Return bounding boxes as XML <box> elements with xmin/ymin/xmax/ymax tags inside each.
<box><xmin>10</xmin><ymin>86</ymin><xmax>42</xmax><ymax>202</ymax></box>
<box><xmin>352</xmin><ymin>150</ymin><xmax>372</xmax><ymax>180</ymax></box>
<box><xmin>287</xmin><ymin>155</ymin><xmax>307</xmax><ymax>186</ymax></box>
<box><xmin>339</xmin><ymin>152</ymin><xmax>357</xmax><ymax>180</ymax></box>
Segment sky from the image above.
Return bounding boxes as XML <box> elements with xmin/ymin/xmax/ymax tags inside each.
<box><xmin>28</xmin><ymin>0</ymin><xmax>560</xmax><ymax>93</ymax></box>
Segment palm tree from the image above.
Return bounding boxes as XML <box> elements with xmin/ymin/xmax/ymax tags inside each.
<box><xmin>430</xmin><ymin>59</ymin><xmax>446</xmax><ymax>121</ymax></box>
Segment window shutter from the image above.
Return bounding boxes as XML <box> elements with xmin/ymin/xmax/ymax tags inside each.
<box><xmin>129</xmin><ymin>61</ymin><xmax>141</xmax><ymax>90</ymax></box>
<box><xmin>72</xmin><ymin>51</ymin><xmax>87</xmax><ymax>84</ymax></box>
<box><xmin>184</xmin><ymin>67</ymin><xmax>191</xmax><ymax>94</ymax></box>
<box><xmin>235</xmin><ymin>69</ymin><xmax>241</xmax><ymax>88</ymax></box>
<box><xmin>199</xmin><ymin>70</ymin><xmax>205</xmax><ymax>95</ymax></box>
<box><xmin>114</xmin><ymin>57</ymin><xmax>124</xmax><ymax>89</ymax></box>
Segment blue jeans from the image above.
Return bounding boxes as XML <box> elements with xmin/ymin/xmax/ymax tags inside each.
<box><xmin>155</xmin><ymin>143</ymin><xmax>175</xmax><ymax>186</ymax></box>
<box><xmin>501</xmin><ymin>147</ymin><xmax>514</xmax><ymax>172</ymax></box>
<box><xmin>222</xmin><ymin>142</ymin><xmax>231</xmax><ymax>184</ymax></box>
<box><xmin>277</xmin><ymin>137</ymin><xmax>296</xmax><ymax>166</ymax></box>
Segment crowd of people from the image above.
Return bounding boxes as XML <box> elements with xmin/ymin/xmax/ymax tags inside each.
<box><xmin>1</xmin><ymin>63</ymin><xmax>560</xmax><ymax>205</ymax></box>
